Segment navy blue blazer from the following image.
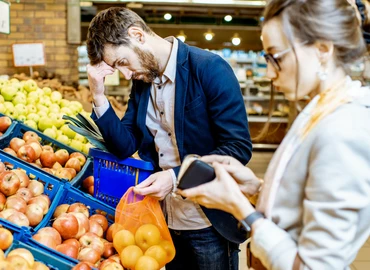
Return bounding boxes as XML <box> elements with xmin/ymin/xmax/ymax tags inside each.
<box><xmin>93</xmin><ymin>40</ymin><xmax>253</xmax><ymax>243</ymax></box>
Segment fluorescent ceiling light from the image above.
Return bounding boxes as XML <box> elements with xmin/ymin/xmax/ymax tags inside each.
<box><xmin>91</xmin><ymin>0</ymin><xmax>266</xmax><ymax>7</ymax></box>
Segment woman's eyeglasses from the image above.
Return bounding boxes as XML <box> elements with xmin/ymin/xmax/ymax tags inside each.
<box><xmin>263</xmin><ymin>41</ymin><xmax>308</xmax><ymax>71</ymax></box>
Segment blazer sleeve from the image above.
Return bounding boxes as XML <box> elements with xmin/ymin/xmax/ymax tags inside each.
<box><xmin>91</xmin><ymin>87</ymin><xmax>140</xmax><ymax>159</ymax></box>
<box><xmin>200</xmin><ymin>55</ymin><xmax>252</xmax><ymax>165</ymax></box>
<box><xmin>251</xmin><ymin>120</ymin><xmax>370</xmax><ymax>270</ymax></box>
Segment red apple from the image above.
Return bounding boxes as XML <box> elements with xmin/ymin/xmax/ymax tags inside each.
<box><xmin>42</xmin><ymin>168</ymin><xmax>54</xmax><ymax>175</ymax></box>
<box><xmin>28</xmin><ymin>196</ymin><xmax>49</xmax><ymax>215</ymax></box>
<box><xmin>102</xmin><ymin>242</ymin><xmax>116</xmax><ymax>259</ymax></box>
<box><xmin>53</xmin><ymin>204</ymin><xmax>70</xmax><ymax>218</ymax></box>
<box><xmin>55</xmin><ymin>168</ymin><xmax>73</xmax><ymax>181</ymax></box>
<box><xmin>23</xmin><ymin>131</ymin><xmax>39</xmax><ymax>142</ymax></box>
<box><xmin>40</xmin><ymin>151</ymin><xmax>57</xmax><ymax>168</ymax></box>
<box><xmin>108</xmin><ymin>254</ymin><xmax>120</xmax><ymax>264</ymax></box>
<box><xmin>39</xmin><ymin>194</ymin><xmax>51</xmax><ymax>206</ymax></box>
<box><xmin>70</xmin><ymin>212</ymin><xmax>90</xmax><ymax>240</ymax></box>
<box><xmin>64</xmin><ymin>168</ymin><xmax>76</xmax><ymax>178</ymax></box>
<box><xmin>32</xmin><ymin>233</ymin><xmax>57</xmax><ymax>249</ymax></box>
<box><xmin>0</xmin><ymin>192</ymin><xmax>6</xmax><ymax>211</ymax></box>
<box><xmin>9</xmin><ymin>138</ymin><xmax>25</xmax><ymax>153</ymax></box>
<box><xmin>56</xmin><ymin>243</ymin><xmax>78</xmax><ymax>259</ymax></box>
<box><xmin>88</xmin><ymin>220</ymin><xmax>103</xmax><ymax>238</ymax></box>
<box><xmin>68</xmin><ymin>202</ymin><xmax>89</xmax><ymax>218</ymax></box>
<box><xmin>72</xmin><ymin>262</ymin><xmax>93</xmax><ymax>270</ymax></box>
<box><xmin>42</xmin><ymin>145</ymin><xmax>54</xmax><ymax>153</ymax></box>
<box><xmin>3</xmin><ymin>147</ymin><xmax>17</xmax><ymax>157</ymax></box>
<box><xmin>0</xmin><ymin>116</ymin><xmax>12</xmax><ymax>133</ymax></box>
<box><xmin>38</xmin><ymin>227</ymin><xmax>62</xmax><ymax>245</ymax></box>
<box><xmin>65</xmin><ymin>158</ymin><xmax>81</xmax><ymax>173</ymax></box>
<box><xmin>16</xmin><ymin>187</ymin><xmax>32</xmax><ymax>203</ymax></box>
<box><xmin>26</xmin><ymin>141</ymin><xmax>42</xmax><ymax>160</ymax></box>
<box><xmin>5</xmin><ymin>196</ymin><xmax>27</xmax><ymax>213</ymax></box>
<box><xmin>70</xmin><ymin>152</ymin><xmax>86</xmax><ymax>166</ymax></box>
<box><xmin>7</xmin><ymin>211</ymin><xmax>29</xmax><ymax>226</ymax></box>
<box><xmin>78</xmin><ymin>247</ymin><xmax>101</xmax><ymax>264</ymax></box>
<box><xmin>0</xmin><ymin>227</ymin><xmax>13</xmax><ymax>250</ymax></box>
<box><xmin>17</xmin><ymin>145</ymin><xmax>36</xmax><ymax>163</ymax></box>
<box><xmin>88</xmin><ymin>185</ymin><xmax>94</xmax><ymax>196</ymax></box>
<box><xmin>12</xmin><ymin>169</ymin><xmax>30</xmax><ymax>188</ymax></box>
<box><xmin>0</xmin><ymin>171</ymin><xmax>20</xmax><ymax>196</ymax></box>
<box><xmin>52</xmin><ymin>213</ymin><xmax>79</xmax><ymax>240</ymax></box>
<box><xmin>79</xmin><ymin>232</ymin><xmax>104</xmax><ymax>255</ymax></box>
<box><xmin>89</xmin><ymin>214</ymin><xmax>108</xmax><ymax>232</ymax></box>
<box><xmin>0</xmin><ymin>162</ymin><xmax>6</xmax><ymax>174</ymax></box>
<box><xmin>25</xmin><ymin>203</ymin><xmax>44</xmax><ymax>226</ymax></box>
<box><xmin>54</xmin><ymin>149</ymin><xmax>69</xmax><ymax>166</ymax></box>
<box><xmin>0</xmin><ymin>209</ymin><xmax>17</xmax><ymax>219</ymax></box>
<box><xmin>82</xmin><ymin>176</ymin><xmax>94</xmax><ymax>190</ymax></box>
<box><xmin>63</xmin><ymin>238</ymin><xmax>80</xmax><ymax>250</ymax></box>
<box><xmin>27</xmin><ymin>180</ymin><xmax>44</xmax><ymax>197</ymax></box>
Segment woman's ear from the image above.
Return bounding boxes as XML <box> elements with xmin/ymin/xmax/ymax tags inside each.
<box><xmin>314</xmin><ymin>40</ymin><xmax>334</xmax><ymax>64</ymax></box>
<box><xmin>127</xmin><ymin>26</ymin><xmax>145</xmax><ymax>44</ymax></box>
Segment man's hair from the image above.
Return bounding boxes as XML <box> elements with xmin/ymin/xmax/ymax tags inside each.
<box><xmin>87</xmin><ymin>7</ymin><xmax>153</xmax><ymax>65</ymax></box>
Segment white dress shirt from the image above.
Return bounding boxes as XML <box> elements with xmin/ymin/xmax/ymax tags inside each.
<box><xmin>94</xmin><ymin>37</ymin><xmax>211</xmax><ymax>230</ymax></box>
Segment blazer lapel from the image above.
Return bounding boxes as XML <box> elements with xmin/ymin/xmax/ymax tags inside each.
<box><xmin>174</xmin><ymin>41</ymin><xmax>189</xmax><ymax>160</ymax></box>
<box><xmin>137</xmin><ymin>82</ymin><xmax>152</xmax><ymax>142</ymax></box>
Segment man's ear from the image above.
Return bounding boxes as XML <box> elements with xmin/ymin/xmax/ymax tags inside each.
<box><xmin>127</xmin><ymin>26</ymin><xmax>145</xmax><ymax>44</ymax></box>
<box><xmin>314</xmin><ymin>40</ymin><xmax>334</xmax><ymax>64</ymax></box>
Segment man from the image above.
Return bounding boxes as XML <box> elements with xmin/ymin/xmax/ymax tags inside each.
<box><xmin>86</xmin><ymin>7</ymin><xmax>252</xmax><ymax>270</ymax></box>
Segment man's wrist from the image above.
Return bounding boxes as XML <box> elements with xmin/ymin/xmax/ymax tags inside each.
<box><xmin>232</xmin><ymin>194</ymin><xmax>255</xmax><ymax>220</ymax></box>
<box><xmin>93</xmin><ymin>95</ymin><xmax>107</xmax><ymax>107</ymax></box>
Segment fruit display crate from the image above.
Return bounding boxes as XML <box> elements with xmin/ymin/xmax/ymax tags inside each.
<box><xmin>5</xmin><ymin>240</ymin><xmax>76</xmax><ymax>270</ymax></box>
<box><xmin>0</xmin><ymin>218</ymin><xmax>30</xmax><ymax>241</ymax></box>
<box><xmin>89</xmin><ymin>148</ymin><xmax>154</xmax><ymax>207</ymax></box>
<box><xmin>28</xmin><ymin>184</ymin><xmax>115</xmax><ymax>265</ymax></box>
<box><xmin>0</xmin><ymin>150</ymin><xmax>64</xmax><ymax>233</ymax></box>
<box><xmin>0</xmin><ymin>122</ymin><xmax>93</xmax><ymax>186</ymax></box>
<box><xmin>0</xmin><ymin>113</ymin><xmax>17</xmax><ymax>141</ymax></box>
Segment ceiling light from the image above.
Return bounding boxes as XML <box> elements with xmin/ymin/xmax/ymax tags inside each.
<box><xmin>204</xmin><ymin>29</ymin><xmax>215</xmax><ymax>41</ymax></box>
<box><xmin>231</xmin><ymin>33</ymin><xmax>241</xmax><ymax>46</ymax></box>
<box><xmin>164</xmin><ymin>13</ymin><xmax>172</xmax><ymax>20</ymax></box>
<box><xmin>177</xmin><ymin>30</ymin><xmax>187</xmax><ymax>42</ymax></box>
<box><xmin>224</xmin><ymin>15</ymin><xmax>232</xmax><ymax>22</ymax></box>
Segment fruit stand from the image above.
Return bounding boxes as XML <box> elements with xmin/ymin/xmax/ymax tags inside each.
<box><xmin>0</xmin><ymin>76</ymin><xmax>172</xmax><ymax>270</ymax></box>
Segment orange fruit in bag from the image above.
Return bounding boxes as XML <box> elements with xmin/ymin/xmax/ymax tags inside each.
<box><xmin>135</xmin><ymin>224</ymin><xmax>161</xmax><ymax>252</ymax></box>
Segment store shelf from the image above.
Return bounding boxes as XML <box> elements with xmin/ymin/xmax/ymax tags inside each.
<box><xmin>243</xmin><ymin>95</ymin><xmax>286</xmax><ymax>101</ymax></box>
<box><xmin>248</xmin><ymin>116</ymin><xmax>288</xmax><ymax>123</ymax></box>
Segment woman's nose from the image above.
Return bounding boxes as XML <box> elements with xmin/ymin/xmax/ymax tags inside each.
<box><xmin>266</xmin><ymin>63</ymin><xmax>278</xmax><ymax>80</ymax></box>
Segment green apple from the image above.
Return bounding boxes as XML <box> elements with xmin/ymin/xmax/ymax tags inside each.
<box><xmin>4</xmin><ymin>102</ymin><xmax>14</xmax><ymax>110</ymax></box>
<box><xmin>69</xmin><ymin>139</ymin><xmax>83</xmax><ymax>152</ymax></box>
<box><xmin>56</xmin><ymin>130</ymin><xmax>63</xmax><ymax>137</ymax></box>
<box><xmin>49</xmin><ymin>103</ymin><xmax>60</xmax><ymax>114</ymax></box>
<box><xmin>59</xmin><ymin>99</ymin><xmax>70</xmax><ymax>108</ymax></box>
<box><xmin>1</xmin><ymin>85</ymin><xmax>18</xmax><ymax>101</ymax></box>
<box><xmin>27</xmin><ymin>113</ymin><xmax>40</xmax><ymax>123</ymax></box>
<box><xmin>9</xmin><ymin>78</ymin><xmax>19</xmax><ymax>84</ymax></box>
<box><xmin>70</xmin><ymin>101</ymin><xmax>83</xmax><ymax>112</ymax></box>
<box><xmin>38</xmin><ymin>116</ymin><xmax>54</xmax><ymax>131</ymax></box>
<box><xmin>14</xmin><ymin>104</ymin><xmax>28</xmax><ymax>116</ymax></box>
<box><xmin>36</xmin><ymin>88</ymin><xmax>44</xmax><ymax>97</ymax></box>
<box><xmin>60</xmin><ymin>124</ymin><xmax>76</xmax><ymax>139</ymax></box>
<box><xmin>0</xmin><ymin>95</ymin><xmax>4</xmax><ymax>104</ymax></box>
<box><xmin>0</xmin><ymin>103</ymin><xmax>6</xmax><ymax>114</ymax></box>
<box><xmin>12</xmin><ymin>94</ymin><xmax>27</xmax><ymax>105</ymax></box>
<box><xmin>26</xmin><ymin>104</ymin><xmax>37</xmax><ymax>114</ymax></box>
<box><xmin>39</xmin><ymin>96</ymin><xmax>52</xmax><ymax>107</ymax></box>
<box><xmin>24</xmin><ymin>79</ymin><xmax>38</xmax><ymax>92</ymax></box>
<box><xmin>68</xmin><ymin>105</ymin><xmax>80</xmax><ymax>116</ymax></box>
<box><xmin>17</xmin><ymin>115</ymin><xmax>27</xmax><ymax>122</ymax></box>
<box><xmin>49</xmin><ymin>113</ymin><xmax>65</xmax><ymax>128</ymax></box>
<box><xmin>60</xmin><ymin>107</ymin><xmax>73</xmax><ymax>116</ymax></box>
<box><xmin>0</xmin><ymin>79</ymin><xmax>8</xmax><ymax>89</ymax></box>
<box><xmin>12</xmin><ymin>82</ymin><xmax>23</xmax><ymax>92</ymax></box>
<box><xmin>5</xmin><ymin>108</ymin><xmax>18</xmax><ymax>119</ymax></box>
<box><xmin>37</xmin><ymin>111</ymin><xmax>48</xmax><ymax>118</ymax></box>
<box><xmin>43</xmin><ymin>128</ymin><xmax>57</xmax><ymax>139</ymax></box>
<box><xmin>42</xmin><ymin>87</ymin><xmax>52</xmax><ymax>96</ymax></box>
<box><xmin>74</xmin><ymin>133</ymin><xmax>87</xmax><ymax>144</ymax></box>
<box><xmin>82</xmin><ymin>142</ymin><xmax>93</xmax><ymax>155</ymax></box>
<box><xmin>37</xmin><ymin>104</ymin><xmax>49</xmax><ymax>114</ymax></box>
<box><xmin>56</xmin><ymin>134</ymin><xmax>70</xmax><ymax>145</ymax></box>
<box><xmin>50</xmin><ymin>91</ymin><xmax>62</xmax><ymax>104</ymax></box>
<box><xmin>24</xmin><ymin>120</ymin><xmax>38</xmax><ymax>130</ymax></box>
<box><xmin>26</xmin><ymin>97</ymin><xmax>38</xmax><ymax>105</ymax></box>
<box><xmin>28</xmin><ymin>91</ymin><xmax>39</xmax><ymax>100</ymax></box>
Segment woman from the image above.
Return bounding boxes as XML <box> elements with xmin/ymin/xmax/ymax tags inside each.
<box><xmin>178</xmin><ymin>0</ymin><xmax>370</xmax><ymax>269</ymax></box>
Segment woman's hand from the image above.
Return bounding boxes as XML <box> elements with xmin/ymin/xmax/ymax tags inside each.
<box><xmin>201</xmin><ymin>155</ymin><xmax>262</xmax><ymax>197</ymax></box>
<box><xmin>178</xmin><ymin>162</ymin><xmax>255</xmax><ymax>220</ymax></box>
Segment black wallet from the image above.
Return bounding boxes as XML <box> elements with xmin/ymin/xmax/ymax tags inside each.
<box><xmin>177</xmin><ymin>159</ymin><xmax>216</xmax><ymax>190</ymax></box>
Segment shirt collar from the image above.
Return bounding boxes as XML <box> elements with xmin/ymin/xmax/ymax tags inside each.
<box><xmin>153</xmin><ymin>36</ymin><xmax>178</xmax><ymax>85</ymax></box>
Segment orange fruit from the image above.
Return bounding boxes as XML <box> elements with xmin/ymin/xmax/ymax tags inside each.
<box><xmin>159</xmin><ymin>240</ymin><xmax>176</xmax><ymax>263</ymax></box>
<box><xmin>120</xmin><ymin>245</ymin><xmax>143</xmax><ymax>269</ymax></box>
<box><xmin>135</xmin><ymin>255</ymin><xmax>159</xmax><ymax>270</ymax></box>
<box><xmin>145</xmin><ymin>245</ymin><xmax>167</xmax><ymax>268</ymax></box>
<box><xmin>113</xmin><ymin>229</ymin><xmax>135</xmax><ymax>254</ymax></box>
<box><xmin>135</xmin><ymin>224</ymin><xmax>161</xmax><ymax>251</ymax></box>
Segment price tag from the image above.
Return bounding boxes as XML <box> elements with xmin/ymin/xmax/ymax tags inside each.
<box><xmin>12</xmin><ymin>43</ymin><xmax>46</xmax><ymax>67</ymax></box>
<box><xmin>0</xmin><ymin>0</ymin><xmax>10</xmax><ymax>35</ymax></box>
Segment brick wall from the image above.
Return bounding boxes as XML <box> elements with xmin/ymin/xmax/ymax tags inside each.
<box><xmin>0</xmin><ymin>1</ymin><xmax>79</xmax><ymax>83</ymax></box>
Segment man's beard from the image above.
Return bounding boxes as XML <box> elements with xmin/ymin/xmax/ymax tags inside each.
<box><xmin>133</xmin><ymin>46</ymin><xmax>161</xmax><ymax>83</ymax></box>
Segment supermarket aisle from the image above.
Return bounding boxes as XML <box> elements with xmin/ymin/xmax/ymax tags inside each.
<box><xmin>240</xmin><ymin>151</ymin><xmax>370</xmax><ymax>270</ymax></box>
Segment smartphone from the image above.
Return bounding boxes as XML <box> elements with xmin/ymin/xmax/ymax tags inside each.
<box><xmin>177</xmin><ymin>154</ymin><xmax>216</xmax><ymax>190</ymax></box>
